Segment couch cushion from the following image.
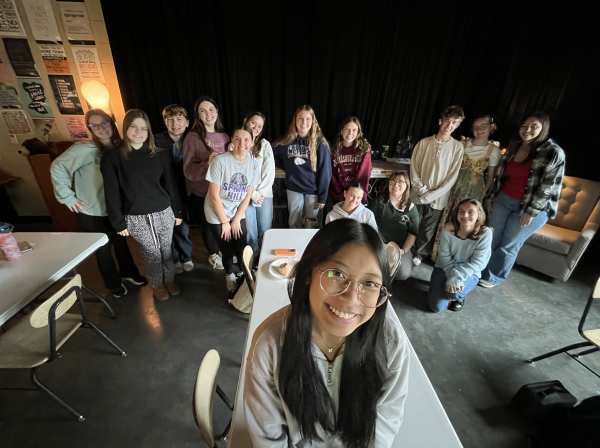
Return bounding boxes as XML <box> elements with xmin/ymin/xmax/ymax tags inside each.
<box><xmin>550</xmin><ymin>176</ymin><xmax>600</xmax><ymax>232</ymax></box>
<box><xmin>526</xmin><ymin>224</ymin><xmax>580</xmax><ymax>255</ymax></box>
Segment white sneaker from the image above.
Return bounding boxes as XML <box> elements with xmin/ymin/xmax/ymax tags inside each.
<box><xmin>478</xmin><ymin>279</ymin><xmax>495</xmax><ymax>288</ymax></box>
<box><xmin>233</xmin><ymin>255</ymin><xmax>238</xmax><ymax>264</ymax></box>
<box><xmin>413</xmin><ymin>257</ymin><xmax>422</xmax><ymax>266</ymax></box>
<box><xmin>174</xmin><ymin>261</ymin><xmax>183</xmax><ymax>275</ymax></box>
<box><xmin>226</xmin><ymin>273</ymin><xmax>238</xmax><ymax>291</ymax></box>
<box><xmin>209</xmin><ymin>253</ymin><xmax>224</xmax><ymax>270</ymax></box>
<box><xmin>183</xmin><ymin>260</ymin><xmax>194</xmax><ymax>271</ymax></box>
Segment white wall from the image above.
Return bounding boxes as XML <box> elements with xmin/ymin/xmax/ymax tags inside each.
<box><xmin>0</xmin><ymin>0</ymin><xmax>126</xmax><ymax>216</ymax></box>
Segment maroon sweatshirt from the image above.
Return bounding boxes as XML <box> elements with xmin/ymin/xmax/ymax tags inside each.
<box><xmin>329</xmin><ymin>145</ymin><xmax>372</xmax><ymax>202</ymax></box>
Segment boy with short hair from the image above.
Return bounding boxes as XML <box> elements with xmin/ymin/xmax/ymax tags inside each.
<box><xmin>410</xmin><ymin>105</ymin><xmax>465</xmax><ymax>265</ymax></box>
<box><xmin>155</xmin><ymin>105</ymin><xmax>194</xmax><ymax>274</ymax></box>
<box><xmin>326</xmin><ymin>182</ymin><xmax>377</xmax><ymax>229</ymax></box>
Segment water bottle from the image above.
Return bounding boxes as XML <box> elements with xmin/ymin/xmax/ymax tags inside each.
<box><xmin>0</xmin><ymin>222</ymin><xmax>21</xmax><ymax>261</ymax></box>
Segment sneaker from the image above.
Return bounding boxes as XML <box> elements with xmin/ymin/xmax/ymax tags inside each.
<box><xmin>152</xmin><ymin>286</ymin><xmax>169</xmax><ymax>301</ymax></box>
<box><xmin>478</xmin><ymin>279</ymin><xmax>495</xmax><ymax>288</ymax></box>
<box><xmin>413</xmin><ymin>256</ymin><xmax>422</xmax><ymax>266</ymax></box>
<box><xmin>233</xmin><ymin>255</ymin><xmax>238</xmax><ymax>264</ymax></box>
<box><xmin>209</xmin><ymin>253</ymin><xmax>224</xmax><ymax>270</ymax></box>
<box><xmin>165</xmin><ymin>281</ymin><xmax>181</xmax><ymax>296</ymax></box>
<box><xmin>123</xmin><ymin>275</ymin><xmax>148</xmax><ymax>286</ymax></box>
<box><xmin>183</xmin><ymin>260</ymin><xmax>194</xmax><ymax>271</ymax></box>
<box><xmin>174</xmin><ymin>262</ymin><xmax>184</xmax><ymax>275</ymax></box>
<box><xmin>226</xmin><ymin>273</ymin><xmax>238</xmax><ymax>291</ymax></box>
<box><xmin>112</xmin><ymin>283</ymin><xmax>128</xmax><ymax>298</ymax></box>
<box><xmin>449</xmin><ymin>300</ymin><xmax>464</xmax><ymax>312</ymax></box>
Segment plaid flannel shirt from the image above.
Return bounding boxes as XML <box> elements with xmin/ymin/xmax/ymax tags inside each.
<box><xmin>486</xmin><ymin>139</ymin><xmax>565</xmax><ymax>219</ymax></box>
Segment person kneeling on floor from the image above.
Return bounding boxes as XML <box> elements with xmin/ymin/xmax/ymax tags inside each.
<box><xmin>428</xmin><ymin>199</ymin><xmax>492</xmax><ymax>312</ymax></box>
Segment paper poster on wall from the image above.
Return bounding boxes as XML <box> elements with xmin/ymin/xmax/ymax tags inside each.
<box><xmin>18</xmin><ymin>77</ymin><xmax>54</xmax><ymax>117</ymax></box>
<box><xmin>33</xmin><ymin>117</ymin><xmax>62</xmax><ymax>141</ymax></box>
<box><xmin>0</xmin><ymin>0</ymin><xmax>26</xmax><ymax>37</ymax></box>
<box><xmin>40</xmin><ymin>45</ymin><xmax>71</xmax><ymax>73</ymax></box>
<box><xmin>66</xmin><ymin>115</ymin><xmax>89</xmax><ymax>141</ymax></box>
<box><xmin>22</xmin><ymin>0</ymin><xmax>63</xmax><ymax>44</ymax></box>
<box><xmin>57</xmin><ymin>1</ymin><xmax>94</xmax><ymax>45</ymax></box>
<box><xmin>1</xmin><ymin>110</ymin><xmax>31</xmax><ymax>134</ymax></box>
<box><xmin>0</xmin><ymin>53</ymin><xmax>13</xmax><ymax>80</ymax></box>
<box><xmin>0</xmin><ymin>81</ymin><xmax>22</xmax><ymax>108</ymax></box>
<box><xmin>48</xmin><ymin>74</ymin><xmax>83</xmax><ymax>115</ymax></box>
<box><xmin>71</xmin><ymin>46</ymin><xmax>104</xmax><ymax>82</ymax></box>
<box><xmin>3</xmin><ymin>38</ymin><xmax>39</xmax><ymax>77</ymax></box>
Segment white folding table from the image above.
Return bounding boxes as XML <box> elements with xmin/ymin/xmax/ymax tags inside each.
<box><xmin>227</xmin><ymin>229</ymin><xmax>463</xmax><ymax>448</ymax></box>
<box><xmin>0</xmin><ymin>232</ymin><xmax>110</xmax><ymax>326</ymax></box>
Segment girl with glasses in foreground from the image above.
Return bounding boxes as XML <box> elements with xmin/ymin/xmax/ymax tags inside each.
<box><xmin>244</xmin><ymin>219</ymin><xmax>409</xmax><ymax>447</ymax></box>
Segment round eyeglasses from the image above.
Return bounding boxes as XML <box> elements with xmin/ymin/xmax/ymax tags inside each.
<box><xmin>88</xmin><ymin>122</ymin><xmax>111</xmax><ymax>131</ymax></box>
<box><xmin>317</xmin><ymin>267</ymin><xmax>390</xmax><ymax>308</ymax></box>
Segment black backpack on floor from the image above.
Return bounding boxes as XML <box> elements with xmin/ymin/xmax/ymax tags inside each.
<box><xmin>509</xmin><ymin>380</ymin><xmax>577</xmax><ymax>423</ymax></box>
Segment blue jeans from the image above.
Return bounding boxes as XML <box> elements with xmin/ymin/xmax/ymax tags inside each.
<box><xmin>245</xmin><ymin>197</ymin><xmax>273</xmax><ymax>257</ymax></box>
<box><xmin>482</xmin><ymin>192</ymin><xmax>548</xmax><ymax>285</ymax></box>
<box><xmin>286</xmin><ymin>190</ymin><xmax>319</xmax><ymax>229</ymax></box>
<box><xmin>172</xmin><ymin>219</ymin><xmax>193</xmax><ymax>263</ymax></box>
<box><xmin>428</xmin><ymin>267</ymin><xmax>479</xmax><ymax>313</ymax></box>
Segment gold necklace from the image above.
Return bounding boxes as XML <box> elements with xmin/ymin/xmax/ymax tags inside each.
<box><xmin>312</xmin><ymin>333</ymin><xmax>344</xmax><ymax>353</ymax></box>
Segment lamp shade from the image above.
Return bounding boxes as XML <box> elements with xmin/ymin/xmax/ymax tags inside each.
<box><xmin>80</xmin><ymin>80</ymin><xmax>110</xmax><ymax>112</ymax></box>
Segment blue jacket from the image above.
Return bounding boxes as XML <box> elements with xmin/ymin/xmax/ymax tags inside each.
<box><xmin>272</xmin><ymin>136</ymin><xmax>332</xmax><ymax>203</ymax></box>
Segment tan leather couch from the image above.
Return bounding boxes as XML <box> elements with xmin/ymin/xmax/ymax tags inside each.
<box><xmin>516</xmin><ymin>176</ymin><xmax>600</xmax><ymax>281</ymax></box>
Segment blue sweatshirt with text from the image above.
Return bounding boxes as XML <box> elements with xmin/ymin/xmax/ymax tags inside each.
<box><xmin>272</xmin><ymin>136</ymin><xmax>332</xmax><ymax>203</ymax></box>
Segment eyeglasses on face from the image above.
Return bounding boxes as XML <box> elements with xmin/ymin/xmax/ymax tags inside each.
<box><xmin>389</xmin><ymin>180</ymin><xmax>406</xmax><ymax>186</ymax></box>
<box><xmin>316</xmin><ymin>267</ymin><xmax>390</xmax><ymax>308</ymax></box>
<box><xmin>88</xmin><ymin>122</ymin><xmax>111</xmax><ymax>131</ymax></box>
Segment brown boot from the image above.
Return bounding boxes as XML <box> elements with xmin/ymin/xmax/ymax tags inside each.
<box><xmin>165</xmin><ymin>281</ymin><xmax>181</xmax><ymax>296</ymax></box>
<box><xmin>152</xmin><ymin>286</ymin><xmax>169</xmax><ymax>301</ymax></box>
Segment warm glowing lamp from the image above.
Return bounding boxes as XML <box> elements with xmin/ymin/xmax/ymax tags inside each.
<box><xmin>81</xmin><ymin>80</ymin><xmax>110</xmax><ymax>112</ymax></box>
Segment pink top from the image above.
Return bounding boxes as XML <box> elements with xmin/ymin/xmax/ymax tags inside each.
<box><xmin>183</xmin><ymin>131</ymin><xmax>230</xmax><ymax>197</ymax></box>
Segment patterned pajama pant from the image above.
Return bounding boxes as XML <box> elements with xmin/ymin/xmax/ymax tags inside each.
<box><xmin>125</xmin><ymin>208</ymin><xmax>175</xmax><ymax>289</ymax></box>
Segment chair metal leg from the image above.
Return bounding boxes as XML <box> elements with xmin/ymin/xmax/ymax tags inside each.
<box><xmin>572</xmin><ymin>347</ymin><xmax>600</xmax><ymax>358</ymax></box>
<box><xmin>84</xmin><ymin>320</ymin><xmax>126</xmax><ymax>356</ymax></box>
<box><xmin>527</xmin><ymin>341</ymin><xmax>593</xmax><ymax>363</ymax></box>
<box><xmin>71</xmin><ymin>268</ymin><xmax>116</xmax><ymax>319</ymax></box>
<box><xmin>31</xmin><ymin>369</ymin><xmax>84</xmax><ymax>421</ymax></box>
<box><xmin>215</xmin><ymin>384</ymin><xmax>234</xmax><ymax>441</ymax></box>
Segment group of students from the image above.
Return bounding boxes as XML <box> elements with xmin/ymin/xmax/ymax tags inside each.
<box><xmin>49</xmin><ymin>98</ymin><xmax>565</xmax><ymax>446</ymax></box>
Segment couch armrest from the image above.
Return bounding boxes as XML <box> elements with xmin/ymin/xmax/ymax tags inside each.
<box><xmin>567</xmin><ymin>221</ymin><xmax>600</xmax><ymax>268</ymax></box>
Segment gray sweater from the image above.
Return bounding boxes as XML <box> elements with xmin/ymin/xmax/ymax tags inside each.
<box><xmin>325</xmin><ymin>202</ymin><xmax>378</xmax><ymax>230</ymax></box>
<box><xmin>243</xmin><ymin>304</ymin><xmax>410</xmax><ymax>448</ymax></box>
<box><xmin>435</xmin><ymin>227</ymin><xmax>493</xmax><ymax>287</ymax></box>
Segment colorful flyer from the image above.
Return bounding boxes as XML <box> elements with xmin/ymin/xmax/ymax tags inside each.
<box><xmin>33</xmin><ymin>117</ymin><xmax>62</xmax><ymax>141</ymax></box>
<box><xmin>40</xmin><ymin>45</ymin><xmax>71</xmax><ymax>74</ymax></box>
<box><xmin>48</xmin><ymin>74</ymin><xmax>83</xmax><ymax>115</ymax></box>
<box><xmin>3</xmin><ymin>38</ymin><xmax>39</xmax><ymax>77</ymax></box>
<box><xmin>58</xmin><ymin>1</ymin><xmax>94</xmax><ymax>45</ymax></box>
<box><xmin>0</xmin><ymin>0</ymin><xmax>26</xmax><ymax>37</ymax></box>
<box><xmin>66</xmin><ymin>115</ymin><xmax>89</xmax><ymax>141</ymax></box>
<box><xmin>1</xmin><ymin>110</ymin><xmax>32</xmax><ymax>134</ymax></box>
<box><xmin>71</xmin><ymin>46</ymin><xmax>104</xmax><ymax>82</ymax></box>
<box><xmin>0</xmin><ymin>80</ymin><xmax>21</xmax><ymax>108</ymax></box>
<box><xmin>18</xmin><ymin>77</ymin><xmax>54</xmax><ymax>117</ymax></box>
<box><xmin>22</xmin><ymin>0</ymin><xmax>62</xmax><ymax>44</ymax></box>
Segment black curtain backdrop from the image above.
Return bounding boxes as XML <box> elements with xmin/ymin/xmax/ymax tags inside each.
<box><xmin>101</xmin><ymin>0</ymin><xmax>600</xmax><ymax>181</ymax></box>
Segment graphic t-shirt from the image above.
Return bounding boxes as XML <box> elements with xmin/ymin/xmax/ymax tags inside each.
<box><xmin>368</xmin><ymin>196</ymin><xmax>420</xmax><ymax>246</ymax></box>
<box><xmin>204</xmin><ymin>152</ymin><xmax>260</xmax><ymax>224</ymax></box>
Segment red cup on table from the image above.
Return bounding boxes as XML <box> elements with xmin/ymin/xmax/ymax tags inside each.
<box><xmin>0</xmin><ymin>222</ymin><xmax>21</xmax><ymax>261</ymax></box>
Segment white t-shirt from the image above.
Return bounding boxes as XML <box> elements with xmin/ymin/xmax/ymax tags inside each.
<box><xmin>204</xmin><ymin>152</ymin><xmax>260</xmax><ymax>224</ymax></box>
<box><xmin>463</xmin><ymin>141</ymin><xmax>502</xmax><ymax>167</ymax></box>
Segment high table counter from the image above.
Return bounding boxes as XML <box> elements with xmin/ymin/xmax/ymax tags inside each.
<box><xmin>228</xmin><ymin>229</ymin><xmax>462</xmax><ymax>448</ymax></box>
<box><xmin>0</xmin><ymin>232</ymin><xmax>108</xmax><ymax>326</ymax></box>
<box><xmin>275</xmin><ymin>159</ymin><xmax>409</xmax><ymax>179</ymax></box>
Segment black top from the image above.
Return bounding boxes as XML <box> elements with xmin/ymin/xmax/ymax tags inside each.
<box><xmin>100</xmin><ymin>145</ymin><xmax>183</xmax><ymax>232</ymax></box>
<box><xmin>154</xmin><ymin>131</ymin><xmax>187</xmax><ymax>203</ymax></box>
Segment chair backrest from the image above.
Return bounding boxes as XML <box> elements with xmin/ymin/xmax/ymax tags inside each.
<box><xmin>30</xmin><ymin>274</ymin><xmax>82</xmax><ymax>328</ymax></box>
<box><xmin>550</xmin><ymin>176</ymin><xmax>600</xmax><ymax>232</ymax></box>
<box><xmin>386</xmin><ymin>242</ymin><xmax>401</xmax><ymax>277</ymax></box>
<box><xmin>242</xmin><ymin>246</ymin><xmax>255</xmax><ymax>290</ymax></box>
<box><xmin>193</xmin><ymin>349</ymin><xmax>221</xmax><ymax>448</ymax></box>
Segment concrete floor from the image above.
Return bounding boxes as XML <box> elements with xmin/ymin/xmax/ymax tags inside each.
<box><xmin>1</xmin><ymin>226</ymin><xmax>599</xmax><ymax>448</ymax></box>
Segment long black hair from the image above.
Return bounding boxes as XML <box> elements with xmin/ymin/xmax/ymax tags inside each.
<box><xmin>279</xmin><ymin>219</ymin><xmax>391</xmax><ymax>447</ymax></box>
<box><xmin>190</xmin><ymin>95</ymin><xmax>226</xmax><ymax>142</ymax></box>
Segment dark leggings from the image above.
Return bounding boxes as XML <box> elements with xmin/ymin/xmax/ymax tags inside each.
<box><xmin>76</xmin><ymin>213</ymin><xmax>140</xmax><ymax>290</ymax></box>
<box><xmin>190</xmin><ymin>193</ymin><xmax>219</xmax><ymax>255</ymax></box>
<box><xmin>208</xmin><ymin>219</ymin><xmax>247</xmax><ymax>274</ymax></box>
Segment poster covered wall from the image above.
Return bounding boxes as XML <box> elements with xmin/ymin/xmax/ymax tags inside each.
<box><xmin>71</xmin><ymin>46</ymin><xmax>104</xmax><ymax>82</ymax></box>
<box><xmin>3</xmin><ymin>38</ymin><xmax>39</xmax><ymax>77</ymax></box>
<box><xmin>0</xmin><ymin>0</ymin><xmax>26</xmax><ymax>37</ymax></box>
<box><xmin>58</xmin><ymin>1</ymin><xmax>94</xmax><ymax>45</ymax></box>
<box><xmin>1</xmin><ymin>109</ymin><xmax>31</xmax><ymax>134</ymax></box>
<box><xmin>66</xmin><ymin>116</ymin><xmax>89</xmax><ymax>141</ymax></box>
<box><xmin>40</xmin><ymin>45</ymin><xmax>70</xmax><ymax>73</ymax></box>
<box><xmin>33</xmin><ymin>117</ymin><xmax>62</xmax><ymax>141</ymax></box>
<box><xmin>18</xmin><ymin>77</ymin><xmax>53</xmax><ymax>117</ymax></box>
<box><xmin>0</xmin><ymin>80</ymin><xmax>22</xmax><ymax>108</ymax></box>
